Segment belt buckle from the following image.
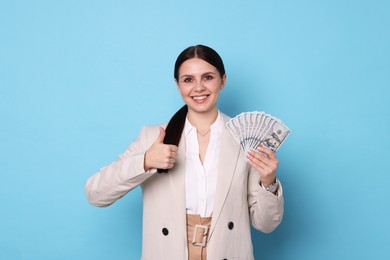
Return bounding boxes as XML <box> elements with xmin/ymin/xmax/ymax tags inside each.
<box><xmin>192</xmin><ymin>224</ymin><xmax>208</xmax><ymax>247</ymax></box>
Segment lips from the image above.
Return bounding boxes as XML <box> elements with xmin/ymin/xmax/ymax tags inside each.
<box><xmin>192</xmin><ymin>95</ymin><xmax>208</xmax><ymax>100</ymax></box>
<box><xmin>191</xmin><ymin>95</ymin><xmax>209</xmax><ymax>103</ymax></box>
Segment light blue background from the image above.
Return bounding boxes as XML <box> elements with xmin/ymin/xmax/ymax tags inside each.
<box><xmin>1</xmin><ymin>0</ymin><xmax>389</xmax><ymax>259</ymax></box>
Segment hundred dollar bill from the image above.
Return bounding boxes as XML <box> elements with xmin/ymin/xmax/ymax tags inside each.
<box><xmin>226</xmin><ymin>111</ymin><xmax>291</xmax><ymax>156</ymax></box>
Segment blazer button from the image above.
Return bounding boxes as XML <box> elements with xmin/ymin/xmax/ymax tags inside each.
<box><xmin>162</xmin><ymin>228</ymin><xmax>169</xmax><ymax>236</ymax></box>
<box><xmin>228</xmin><ymin>222</ymin><xmax>234</xmax><ymax>230</ymax></box>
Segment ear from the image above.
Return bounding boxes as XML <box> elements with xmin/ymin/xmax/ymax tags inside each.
<box><xmin>220</xmin><ymin>74</ymin><xmax>227</xmax><ymax>90</ymax></box>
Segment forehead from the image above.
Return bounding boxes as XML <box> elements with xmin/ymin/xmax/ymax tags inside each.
<box><xmin>179</xmin><ymin>58</ymin><xmax>218</xmax><ymax>76</ymax></box>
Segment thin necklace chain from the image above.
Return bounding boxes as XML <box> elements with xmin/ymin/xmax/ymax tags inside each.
<box><xmin>197</xmin><ymin>129</ymin><xmax>211</xmax><ymax>137</ymax></box>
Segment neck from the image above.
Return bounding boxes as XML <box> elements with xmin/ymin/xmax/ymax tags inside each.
<box><xmin>187</xmin><ymin>108</ymin><xmax>218</xmax><ymax>131</ymax></box>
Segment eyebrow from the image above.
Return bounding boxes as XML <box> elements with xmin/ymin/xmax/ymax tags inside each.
<box><xmin>179</xmin><ymin>72</ymin><xmax>217</xmax><ymax>79</ymax></box>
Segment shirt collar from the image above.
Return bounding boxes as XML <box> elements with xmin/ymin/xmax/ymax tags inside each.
<box><xmin>184</xmin><ymin>110</ymin><xmax>223</xmax><ymax>137</ymax></box>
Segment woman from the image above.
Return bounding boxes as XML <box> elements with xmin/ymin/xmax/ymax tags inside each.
<box><xmin>85</xmin><ymin>45</ymin><xmax>284</xmax><ymax>260</ymax></box>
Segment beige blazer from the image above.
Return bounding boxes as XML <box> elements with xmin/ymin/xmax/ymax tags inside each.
<box><xmin>85</xmin><ymin>113</ymin><xmax>284</xmax><ymax>260</ymax></box>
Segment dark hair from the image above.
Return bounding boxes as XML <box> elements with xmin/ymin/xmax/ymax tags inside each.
<box><xmin>174</xmin><ymin>45</ymin><xmax>226</xmax><ymax>80</ymax></box>
<box><xmin>158</xmin><ymin>45</ymin><xmax>225</xmax><ymax>173</ymax></box>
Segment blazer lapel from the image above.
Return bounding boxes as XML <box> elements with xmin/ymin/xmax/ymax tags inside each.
<box><xmin>209</xmin><ymin>114</ymin><xmax>241</xmax><ymax>240</ymax></box>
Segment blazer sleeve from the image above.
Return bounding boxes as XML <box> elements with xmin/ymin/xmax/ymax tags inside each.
<box><xmin>85</xmin><ymin>126</ymin><xmax>158</xmax><ymax>207</ymax></box>
<box><xmin>247</xmin><ymin>166</ymin><xmax>284</xmax><ymax>233</ymax></box>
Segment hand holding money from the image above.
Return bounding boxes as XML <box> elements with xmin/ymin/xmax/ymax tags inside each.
<box><xmin>247</xmin><ymin>145</ymin><xmax>278</xmax><ymax>187</ymax></box>
<box><xmin>226</xmin><ymin>111</ymin><xmax>290</xmax><ymax>186</ymax></box>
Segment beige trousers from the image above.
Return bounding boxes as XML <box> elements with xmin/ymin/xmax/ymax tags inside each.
<box><xmin>186</xmin><ymin>214</ymin><xmax>212</xmax><ymax>260</ymax></box>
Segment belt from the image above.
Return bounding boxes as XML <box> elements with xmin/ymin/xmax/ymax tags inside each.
<box><xmin>186</xmin><ymin>214</ymin><xmax>212</xmax><ymax>247</ymax></box>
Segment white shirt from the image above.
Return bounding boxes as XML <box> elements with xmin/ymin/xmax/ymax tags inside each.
<box><xmin>184</xmin><ymin>111</ymin><xmax>224</xmax><ymax>217</ymax></box>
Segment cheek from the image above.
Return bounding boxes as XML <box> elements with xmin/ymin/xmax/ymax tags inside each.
<box><xmin>212</xmin><ymin>84</ymin><xmax>223</xmax><ymax>92</ymax></box>
<box><xmin>178</xmin><ymin>86</ymin><xmax>190</xmax><ymax>97</ymax></box>
<box><xmin>215</xmin><ymin>79</ymin><xmax>224</xmax><ymax>90</ymax></box>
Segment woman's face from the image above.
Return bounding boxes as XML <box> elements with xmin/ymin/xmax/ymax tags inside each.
<box><xmin>176</xmin><ymin>58</ymin><xmax>226</xmax><ymax>116</ymax></box>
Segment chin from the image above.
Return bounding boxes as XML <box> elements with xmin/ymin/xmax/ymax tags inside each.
<box><xmin>188</xmin><ymin>105</ymin><xmax>217</xmax><ymax>114</ymax></box>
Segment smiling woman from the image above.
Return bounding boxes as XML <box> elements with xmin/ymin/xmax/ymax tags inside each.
<box><xmin>176</xmin><ymin>58</ymin><xmax>226</xmax><ymax>118</ymax></box>
<box><xmin>85</xmin><ymin>44</ymin><xmax>284</xmax><ymax>260</ymax></box>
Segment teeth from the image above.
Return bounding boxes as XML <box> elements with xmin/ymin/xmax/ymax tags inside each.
<box><xmin>193</xmin><ymin>95</ymin><xmax>207</xmax><ymax>100</ymax></box>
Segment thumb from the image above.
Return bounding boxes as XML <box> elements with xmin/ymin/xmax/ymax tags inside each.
<box><xmin>155</xmin><ymin>127</ymin><xmax>166</xmax><ymax>144</ymax></box>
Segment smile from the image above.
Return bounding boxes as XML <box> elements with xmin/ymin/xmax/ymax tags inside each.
<box><xmin>192</xmin><ymin>95</ymin><xmax>208</xmax><ymax>100</ymax></box>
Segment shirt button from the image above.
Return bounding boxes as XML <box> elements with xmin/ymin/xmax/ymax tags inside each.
<box><xmin>162</xmin><ymin>228</ymin><xmax>169</xmax><ymax>236</ymax></box>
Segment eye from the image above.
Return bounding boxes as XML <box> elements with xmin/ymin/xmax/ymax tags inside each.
<box><xmin>204</xmin><ymin>75</ymin><xmax>214</xmax><ymax>81</ymax></box>
<box><xmin>183</xmin><ymin>77</ymin><xmax>192</xmax><ymax>83</ymax></box>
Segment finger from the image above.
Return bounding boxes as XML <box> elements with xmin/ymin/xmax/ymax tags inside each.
<box><xmin>247</xmin><ymin>152</ymin><xmax>266</xmax><ymax>170</ymax></box>
<box><xmin>248</xmin><ymin>157</ymin><xmax>276</xmax><ymax>179</ymax></box>
<box><xmin>155</xmin><ymin>127</ymin><xmax>166</xmax><ymax>144</ymax></box>
<box><xmin>248</xmin><ymin>158</ymin><xmax>268</xmax><ymax>176</ymax></box>
<box><xmin>162</xmin><ymin>158</ymin><xmax>175</xmax><ymax>168</ymax></box>
<box><xmin>168</xmin><ymin>145</ymin><xmax>178</xmax><ymax>153</ymax></box>
<box><xmin>169</xmin><ymin>158</ymin><xmax>176</xmax><ymax>164</ymax></box>
<box><xmin>162</xmin><ymin>146</ymin><xmax>177</xmax><ymax>159</ymax></box>
<box><xmin>248</xmin><ymin>149</ymin><xmax>270</xmax><ymax>165</ymax></box>
<box><xmin>253</xmin><ymin>154</ymin><xmax>277</xmax><ymax>171</ymax></box>
<box><xmin>250</xmin><ymin>150</ymin><xmax>276</xmax><ymax>170</ymax></box>
<box><xmin>257</xmin><ymin>146</ymin><xmax>279</xmax><ymax>168</ymax></box>
<box><xmin>257</xmin><ymin>145</ymin><xmax>276</xmax><ymax>160</ymax></box>
<box><xmin>248</xmin><ymin>159</ymin><xmax>265</xmax><ymax>171</ymax></box>
<box><xmin>252</xmin><ymin>150</ymin><xmax>276</xmax><ymax>168</ymax></box>
<box><xmin>169</xmin><ymin>151</ymin><xmax>178</xmax><ymax>160</ymax></box>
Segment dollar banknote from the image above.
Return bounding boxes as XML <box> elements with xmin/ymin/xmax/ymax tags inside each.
<box><xmin>226</xmin><ymin>111</ymin><xmax>291</xmax><ymax>155</ymax></box>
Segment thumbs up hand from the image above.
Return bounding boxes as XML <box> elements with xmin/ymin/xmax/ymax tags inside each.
<box><xmin>144</xmin><ymin>127</ymin><xmax>178</xmax><ymax>171</ymax></box>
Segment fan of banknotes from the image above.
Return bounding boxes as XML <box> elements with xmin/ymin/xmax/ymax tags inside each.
<box><xmin>226</xmin><ymin>111</ymin><xmax>291</xmax><ymax>154</ymax></box>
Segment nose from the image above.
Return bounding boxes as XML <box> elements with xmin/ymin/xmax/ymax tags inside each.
<box><xmin>194</xmin><ymin>80</ymin><xmax>206</xmax><ymax>92</ymax></box>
